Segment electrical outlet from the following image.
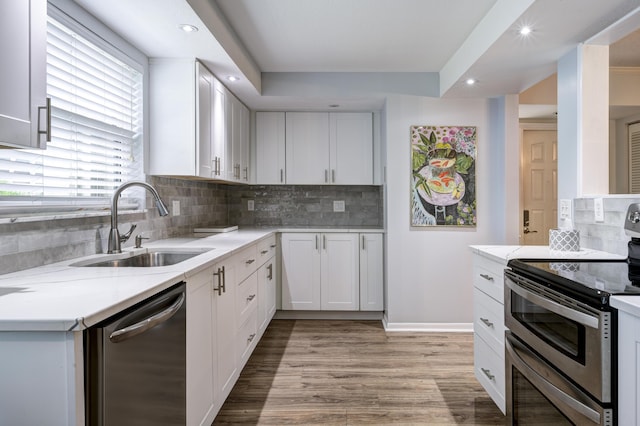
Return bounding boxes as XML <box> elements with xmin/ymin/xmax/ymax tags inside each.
<box><xmin>594</xmin><ymin>198</ymin><xmax>604</xmax><ymax>222</ymax></box>
<box><xmin>172</xmin><ymin>200</ymin><xmax>180</xmax><ymax>216</ymax></box>
<box><xmin>333</xmin><ymin>200</ymin><xmax>345</xmax><ymax>212</ymax></box>
<box><xmin>559</xmin><ymin>199</ymin><xmax>572</xmax><ymax>222</ymax></box>
<box><xmin>247</xmin><ymin>199</ymin><xmax>255</xmax><ymax>211</ymax></box>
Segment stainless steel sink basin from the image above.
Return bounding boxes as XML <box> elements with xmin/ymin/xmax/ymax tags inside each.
<box><xmin>73</xmin><ymin>249</ymin><xmax>209</xmax><ymax>267</ymax></box>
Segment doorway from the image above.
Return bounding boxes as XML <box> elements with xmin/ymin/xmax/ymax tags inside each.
<box><xmin>520</xmin><ymin>126</ymin><xmax>557</xmax><ymax>245</ymax></box>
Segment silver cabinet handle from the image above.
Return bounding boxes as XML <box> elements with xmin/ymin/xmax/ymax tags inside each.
<box><xmin>331</xmin><ymin>169</ymin><xmax>335</xmax><ymax>183</ymax></box>
<box><xmin>246</xmin><ymin>258</ymin><xmax>255</xmax><ymax>265</ymax></box>
<box><xmin>38</xmin><ymin>97</ymin><xmax>52</xmax><ymax>142</ymax></box>
<box><xmin>324</xmin><ymin>169</ymin><xmax>328</xmax><ymax>183</ymax></box>
<box><xmin>261</xmin><ymin>249</ymin><xmax>269</xmax><ymax>255</ymax></box>
<box><xmin>323</xmin><ymin>234</ymin><xmax>326</xmax><ymax>250</ymax></box>
<box><xmin>243</xmin><ymin>166</ymin><xmax>248</xmax><ymax>180</ymax></box>
<box><xmin>213</xmin><ymin>266</ymin><xmax>226</xmax><ymax>295</ymax></box>
<box><xmin>480</xmin><ymin>368</ymin><xmax>495</xmax><ymax>381</ymax></box>
<box><xmin>362</xmin><ymin>235</ymin><xmax>366</xmax><ymax>250</ymax></box>
<box><xmin>109</xmin><ymin>292</ymin><xmax>185</xmax><ymax>343</ymax></box>
<box><xmin>479</xmin><ymin>273</ymin><xmax>494</xmax><ymax>281</ymax></box>
<box><xmin>270</xmin><ymin>244</ymin><xmax>276</xmax><ymax>249</ymax></box>
<box><xmin>315</xmin><ymin>235</ymin><xmax>319</xmax><ymax>251</ymax></box>
<box><xmin>247</xmin><ymin>333</ymin><xmax>256</xmax><ymax>343</ymax></box>
<box><xmin>280</xmin><ymin>169</ymin><xmax>284</xmax><ymax>183</ymax></box>
<box><xmin>267</xmin><ymin>263</ymin><xmax>273</xmax><ymax>280</ymax></box>
<box><xmin>247</xmin><ymin>294</ymin><xmax>256</xmax><ymax>302</ymax></box>
<box><xmin>480</xmin><ymin>317</ymin><xmax>494</xmax><ymax>328</ymax></box>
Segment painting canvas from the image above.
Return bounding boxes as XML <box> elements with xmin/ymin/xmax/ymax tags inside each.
<box><xmin>411</xmin><ymin>125</ymin><xmax>477</xmax><ymax>227</ymax></box>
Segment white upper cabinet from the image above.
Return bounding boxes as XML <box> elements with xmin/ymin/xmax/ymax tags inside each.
<box><xmin>285</xmin><ymin>112</ymin><xmax>330</xmax><ymax>184</ymax></box>
<box><xmin>329</xmin><ymin>113</ymin><xmax>373</xmax><ymax>184</ymax></box>
<box><xmin>149</xmin><ymin>59</ymin><xmax>248</xmax><ymax>183</ymax></box>
<box><xmin>0</xmin><ymin>0</ymin><xmax>49</xmax><ymax>149</ymax></box>
<box><xmin>255</xmin><ymin>112</ymin><xmax>287</xmax><ymax>184</ymax></box>
<box><xmin>265</xmin><ymin>112</ymin><xmax>373</xmax><ymax>185</ymax></box>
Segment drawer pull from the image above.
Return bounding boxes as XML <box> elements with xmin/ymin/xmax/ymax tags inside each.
<box><xmin>247</xmin><ymin>294</ymin><xmax>256</xmax><ymax>302</ymax></box>
<box><xmin>247</xmin><ymin>333</ymin><xmax>256</xmax><ymax>343</ymax></box>
<box><xmin>480</xmin><ymin>317</ymin><xmax>494</xmax><ymax>328</ymax></box>
<box><xmin>261</xmin><ymin>249</ymin><xmax>269</xmax><ymax>255</ymax></box>
<box><xmin>481</xmin><ymin>368</ymin><xmax>495</xmax><ymax>381</ymax></box>
<box><xmin>479</xmin><ymin>273</ymin><xmax>494</xmax><ymax>281</ymax></box>
<box><xmin>246</xmin><ymin>259</ymin><xmax>255</xmax><ymax>265</ymax></box>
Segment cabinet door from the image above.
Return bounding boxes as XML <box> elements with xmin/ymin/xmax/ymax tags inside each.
<box><xmin>256</xmin><ymin>112</ymin><xmax>286</xmax><ymax>184</ymax></box>
<box><xmin>213</xmin><ymin>259</ymin><xmax>238</xmax><ymax>400</ymax></box>
<box><xmin>0</xmin><ymin>0</ymin><xmax>48</xmax><ymax>149</ymax></box>
<box><xmin>321</xmin><ymin>233</ymin><xmax>359</xmax><ymax>310</ymax></box>
<box><xmin>197</xmin><ymin>63</ymin><xmax>214</xmax><ymax>178</ymax></box>
<box><xmin>359</xmin><ymin>233</ymin><xmax>384</xmax><ymax>311</ymax></box>
<box><xmin>211</xmin><ymin>80</ymin><xmax>227</xmax><ymax>179</ymax></box>
<box><xmin>230</xmin><ymin>96</ymin><xmax>242</xmax><ymax>181</ymax></box>
<box><xmin>186</xmin><ymin>267</ymin><xmax>216</xmax><ymax>426</ymax></box>
<box><xmin>258</xmin><ymin>257</ymin><xmax>277</xmax><ymax>333</ymax></box>
<box><xmin>329</xmin><ymin>112</ymin><xmax>373</xmax><ymax>184</ymax></box>
<box><xmin>240</xmin><ymin>102</ymin><xmax>250</xmax><ymax>182</ymax></box>
<box><xmin>285</xmin><ymin>112</ymin><xmax>330</xmax><ymax>184</ymax></box>
<box><xmin>281</xmin><ymin>233</ymin><xmax>321</xmax><ymax>310</ymax></box>
<box><xmin>618</xmin><ymin>310</ymin><xmax>640</xmax><ymax>425</ymax></box>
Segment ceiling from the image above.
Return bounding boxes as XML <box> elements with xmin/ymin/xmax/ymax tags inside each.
<box><xmin>72</xmin><ymin>0</ymin><xmax>640</xmax><ymax>111</ymax></box>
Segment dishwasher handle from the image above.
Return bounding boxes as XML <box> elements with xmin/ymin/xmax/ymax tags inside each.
<box><xmin>109</xmin><ymin>292</ymin><xmax>185</xmax><ymax>343</ymax></box>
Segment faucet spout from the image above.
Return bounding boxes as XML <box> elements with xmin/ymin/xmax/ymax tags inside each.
<box><xmin>107</xmin><ymin>181</ymin><xmax>169</xmax><ymax>254</ymax></box>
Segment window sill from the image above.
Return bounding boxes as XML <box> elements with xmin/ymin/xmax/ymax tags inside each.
<box><xmin>0</xmin><ymin>209</ymin><xmax>146</xmax><ymax>225</ymax></box>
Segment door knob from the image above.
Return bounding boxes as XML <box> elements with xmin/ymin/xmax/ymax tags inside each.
<box><xmin>523</xmin><ymin>227</ymin><xmax>538</xmax><ymax>234</ymax></box>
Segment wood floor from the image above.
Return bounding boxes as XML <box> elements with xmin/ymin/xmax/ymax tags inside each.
<box><xmin>213</xmin><ymin>319</ymin><xmax>506</xmax><ymax>425</ymax></box>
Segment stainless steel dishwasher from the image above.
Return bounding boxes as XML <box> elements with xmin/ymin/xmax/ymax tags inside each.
<box><xmin>84</xmin><ymin>283</ymin><xmax>186</xmax><ymax>425</ymax></box>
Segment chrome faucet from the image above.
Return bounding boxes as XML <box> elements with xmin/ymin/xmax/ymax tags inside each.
<box><xmin>107</xmin><ymin>181</ymin><xmax>170</xmax><ymax>253</ymax></box>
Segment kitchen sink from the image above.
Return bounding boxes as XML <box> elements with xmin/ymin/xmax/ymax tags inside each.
<box><xmin>72</xmin><ymin>249</ymin><xmax>210</xmax><ymax>267</ymax></box>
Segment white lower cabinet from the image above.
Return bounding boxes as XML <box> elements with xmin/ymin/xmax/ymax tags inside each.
<box><xmin>281</xmin><ymin>232</ymin><xmax>383</xmax><ymax>312</ymax></box>
<box><xmin>617</xmin><ymin>309</ymin><xmax>640</xmax><ymax>425</ymax></box>
<box><xmin>186</xmin><ymin>235</ymin><xmax>278</xmax><ymax>425</ymax></box>
<box><xmin>472</xmin><ymin>252</ymin><xmax>507</xmax><ymax>414</ymax></box>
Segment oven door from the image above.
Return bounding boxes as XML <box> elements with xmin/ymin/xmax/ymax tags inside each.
<box><xmin>504</xmin><ymin>270</ymin><xmax>612</xmax><ymax>403</ymax></box>
<box><xmin>506</xmin><ymin>332</ymin><xmax>613</xmax><ymax>426</ymax></box>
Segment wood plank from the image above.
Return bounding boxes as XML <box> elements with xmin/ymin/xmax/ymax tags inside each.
<box><xmin>214</xmin><ymin>320</ymin><xmax>505</xmax><ymax>425</ymax></box>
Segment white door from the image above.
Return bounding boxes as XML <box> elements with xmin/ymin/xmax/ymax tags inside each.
<box><xmin>0</xmin><ymin>0</ymin><xmax>47</xmax><ymax>148</ymax></box>
<box><xmin>320</xmin><ymin>233</ymin><xmax>359</xmax><ymax>310</ymax></box>
<box><xmin>255</xmin><ymin>112</ymin><xmax>286</xmax><ymax>184</ymax></box>
<box><xmin>329</xmin><ymin>113</ymin><xmax>373</xmax><ymax>184</ymax></box>
<box><xmin>359</xmin><ymin>233</ymin><xmax>384</xmax><ymax>311</ymax></box>
<box><xmin>521</xmin><ymin>130</ymin><xmax>557</xmax><ymax>245</ymax></box>
<box><xmin>197</xmin><ymin>64</ymin><xmax>214</xmax><ymax>178</ymax></box>
<box><xmin>185</xmin><ymin>268</ymin><xmax>215</xmax><ymax>426</ymax></box>
<box><xmin>281</xmin><ymin>233</ymin><xmax>321</xmax><ymax>310</ymax></box>
<box><xmin>285</xmin><ymin>112</ymin><xmax>329</xmax><ymax>184</ymax></box>
<box><xmin>214</xmin><ymin>259</ymin><xmax>237</xmax><ymax>399</ymax></box>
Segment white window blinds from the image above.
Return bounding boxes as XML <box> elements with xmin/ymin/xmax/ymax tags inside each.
<box><xmin>630</xmin><ymin>122</ymin><xmax>640</xmax><ymax>194</ymax></box>
<box><xmin>0</xmin><ymin>16</ymin><xmax>143</xmax><ymax>209</ymax></box>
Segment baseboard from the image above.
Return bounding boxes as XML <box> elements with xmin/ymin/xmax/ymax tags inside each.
<box><xmin>274</xmin><ymin>310</ymin><xmax>384</xmax><ymax>320</ymax></box>
<box><xmin>383</xmin><ymin>321</ymin><xmax>473</xmax><ymax>332</ymax></box>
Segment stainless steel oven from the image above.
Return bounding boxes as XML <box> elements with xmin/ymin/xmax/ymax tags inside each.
<box><xmin>505</xmin><ymin>269</ymin><xmax>612</xmax><ymax>403</ymax></box>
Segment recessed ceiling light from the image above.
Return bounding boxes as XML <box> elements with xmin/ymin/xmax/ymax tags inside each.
<box><xmin>465</xmin><ymin>78</ymin><xmax>476</xmax><ymax>86</ymax></box>
<box><xmin>519</xmin><ymin>26</ymin><xmax>532</xmax><ymax>36</ymax></box>
<box><xmin>227</xmin><ymin>76</ymin><xmax>240</xmax><ymax>82</ymax></box>
<box><xmin>178</xmin><ymin>24</ymin><xmax>199</xmax><ymax>33</ymax></box>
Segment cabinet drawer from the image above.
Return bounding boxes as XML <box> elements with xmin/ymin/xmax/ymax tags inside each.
<box><xmin>256</xmin><ymin>235</ymin><xmax>276</xmax><ymax>266</ymax></box>
<box><xmin>236</xmin><ymin>244</ymin><xmax>258</xmax><ymax>283</ymax></box>
<box><xmin>474</xmin><ymin>333</ymin><xmax>505</xmax><ymax>414</ymax></box>
<box><xmin>237</xmin><ymin>309</ymin><xmax>258</xmax><ymax>366</ymax></box>
<box><xmin>473</xmin><ymin>288</ymin><xmax>505</xmax><ymax>353</ymax></box>
<box><xmin>236</xmin><ymin>272</ymin><xmax>258</xmax><ymax>326</ymax></box>
<box><xmin>473</xmin><ymin>255</ymin><xmax>506</xmax><ymax>303</ymax></box>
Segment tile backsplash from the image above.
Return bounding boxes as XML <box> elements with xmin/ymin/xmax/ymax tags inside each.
<box><xmin>573</xmin><ymin>196</ymin><xmax>640</xmax><ymax>256</ymax></box>
<box><xmin>0</xmin><ymin>178</ymin><xmax>383</xmax><ymax>274</ymax></box>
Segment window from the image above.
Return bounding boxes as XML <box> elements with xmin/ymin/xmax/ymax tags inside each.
<box><xmin>0</xmin><ymin>13</ymin><xmax>144</xmax><ymax>213</ymax></box>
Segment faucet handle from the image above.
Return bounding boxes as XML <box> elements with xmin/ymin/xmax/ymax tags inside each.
<box><xmin>120</xmin><ymin>224</ymin><xmax>137</xmax><ymax>243</ymax></box>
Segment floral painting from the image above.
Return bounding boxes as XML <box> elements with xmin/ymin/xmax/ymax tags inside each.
<box><xmin>411</xmin><ymin>125</ymin><xmax>476</xmax><ymax>227</ymax></box>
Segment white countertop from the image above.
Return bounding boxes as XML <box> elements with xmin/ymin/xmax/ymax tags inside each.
<box><xmin>0</xmin><ymin>228</ymin><xmax>276</xmax><ymax>332</ymax></box>
<box><xmin>471</xmin><ymin>245</ymin><xmax>640</xmax><ymax>318</ymax></box>
<box><xmin>469</xmin><ymin>245</ymin><xmax>625</xmax><ymax>265</ymax></box>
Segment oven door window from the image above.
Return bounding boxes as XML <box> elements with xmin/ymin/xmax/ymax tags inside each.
<box><xmin>511</xmin><ymin>291</ymin><xmax>585</xmax><ymax>363</ymax></box>
<box><xmin>512</xmin><ymin>367</ymin><xmax>574</xmax><ymax>425</ymax></box>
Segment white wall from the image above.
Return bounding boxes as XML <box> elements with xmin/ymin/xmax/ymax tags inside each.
<box><xmin>383</xmin><ymin>94</ymin><xmax>519</xmax><ymax>329</ymax></box>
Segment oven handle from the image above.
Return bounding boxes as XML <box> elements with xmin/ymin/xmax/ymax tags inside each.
<box><xmin>505</xmin><ymin>277</ymin><xmax>599</xmax><ymax>329</ymax></box>
<box><xmin>506</xmin><ymin>335</ymin><xmax>601</xmax><ymax>424</ymax></box>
